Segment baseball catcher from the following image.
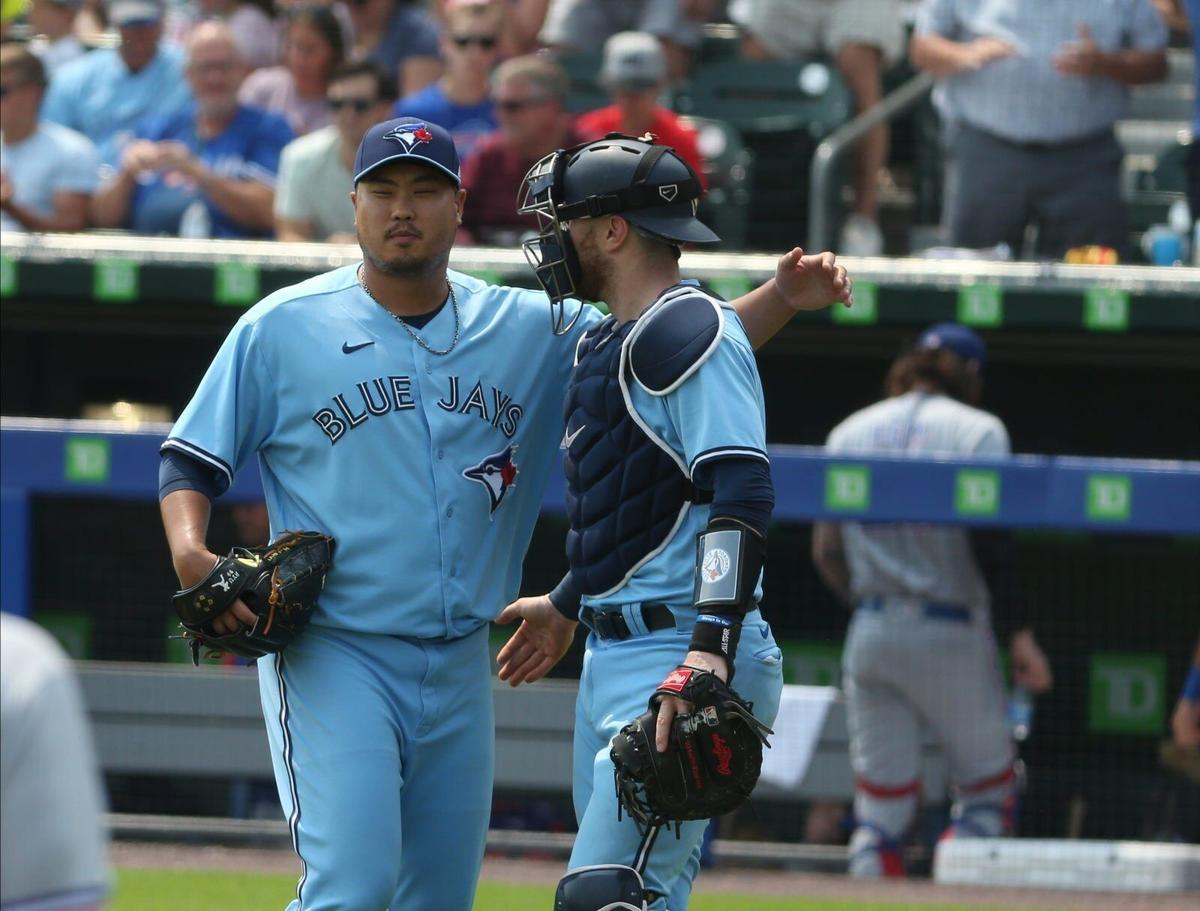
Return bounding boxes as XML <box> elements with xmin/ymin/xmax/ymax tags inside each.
<box><xmin>172</xmin><ymin>530</ymin><xmax>335</xmax><ymax>665</ymax></box>
<box><xmin>612</xmin><ymin>665</ymin><xmax>773</xmax><ymax>831</ymax></box>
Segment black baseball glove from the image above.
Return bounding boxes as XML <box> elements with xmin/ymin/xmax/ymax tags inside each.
<box><xmin>610</xmin><ymin>665</ymin><xmax>773</xmax><ymax>829</ymax></box>
<box><xmin>172</xmin><ymin>530</ymin><xmax>335</xmax><ymax>665</ymax></box>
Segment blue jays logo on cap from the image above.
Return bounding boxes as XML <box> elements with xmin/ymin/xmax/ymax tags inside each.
<box><xmin>384</xmin><ymin>122</ymin><xmax>435</xmax><ymax>150</ymax></box>
<box><xmin>463</xmin><ymin>445</ymin><xmax>519</xmax><ymax>517</ymax></box>
<box><xmin>353</xmin><ymin>116</ymin><xmax>461</xmax><ymax>186</ymax></box>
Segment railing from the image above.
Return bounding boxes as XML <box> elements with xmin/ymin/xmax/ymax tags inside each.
<box><xmin>808</xmin><ymin>71</ymin><xmax>936</xmax><ymax>252</ymax></box>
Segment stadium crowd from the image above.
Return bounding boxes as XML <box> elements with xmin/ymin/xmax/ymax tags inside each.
<box><xmin>0</xmin><ymin>0</ymin><xmax>1196</xmax><ymax>259</ymax></box>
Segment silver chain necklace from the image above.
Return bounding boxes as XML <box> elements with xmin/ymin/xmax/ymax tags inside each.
<box><xmin>357</xmin><ymin>264</ymin><xmax>460</xmax><ymax>357</ymax></box>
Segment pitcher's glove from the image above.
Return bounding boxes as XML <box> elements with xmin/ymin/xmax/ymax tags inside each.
<box><xmin>610</xmin><ymin>665</ymin><xmax>772</xmax><ymax>829</ymax></box>
<box><xmin>172</xmin><ymin>530</ymin><xmax>335</xmax><ymax>665</ymax></box>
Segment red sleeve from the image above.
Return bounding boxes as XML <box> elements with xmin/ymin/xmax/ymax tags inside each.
<box><xmin>574</xmin><ymin>107</ymin><xmax>618</xmax><ymax>142</ymax></box>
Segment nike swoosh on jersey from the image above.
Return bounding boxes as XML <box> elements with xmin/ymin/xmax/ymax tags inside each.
<box><xmin>342</xmin><ymin>341</ymin><xmax>375</xmax><ymax>354</ymax></box>
<box><xmin>561</xmin><ymin>424</ymin><xmax>586</xmax><ymax>449</ymax></box>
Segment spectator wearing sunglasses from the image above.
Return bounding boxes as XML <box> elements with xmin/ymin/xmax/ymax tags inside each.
<box><xmin>347</xmin><ymin>0</ymin><xmax>442</xmax><ymax>98</ymax></box>
<box><xmin>392</xmin><ymin>0</ymin><xmax>503</xmax><ymax>160</ymax></box>
<box><xmin>275</xmin><ymin>60</ymin><xmax>398</xmax><ymax>241</ymax></box>
<box><xmin>458</xmin><ymin>53</ymin><xmax>583</xmax><ymax>245</ymax></box>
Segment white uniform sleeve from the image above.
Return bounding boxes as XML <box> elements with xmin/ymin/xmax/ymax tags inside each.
<box><xmin>163</xmin><ymin>315</ymin><xmax>279</xmax><ymax>488</ymax></box>
<box><xmin>0</xmin><ymin>617</ymin><xmax>109</xmax><ymax>909</ymax></box>
<box><xmin>968</xmin><ymin>415</ymin><xmax>1011</xmax><ymax>457</ymax></box>
<box><xmin>662</xmin><ymin>318</ymin><xmax>768</xmax><ymax>475</ymax></box>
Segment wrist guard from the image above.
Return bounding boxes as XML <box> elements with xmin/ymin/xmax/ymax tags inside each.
<box><xmin>689</xmin><ymin>519</ymin><xmax>764</xmax><ymax>669</ymax></box>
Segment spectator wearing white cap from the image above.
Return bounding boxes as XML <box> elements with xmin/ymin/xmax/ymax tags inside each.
<box><xmin>574</xmin><ymin>31</ymin><xmax>706</xmax><ymax>185</ymax></box>
<box><xmin>1</xmin><ymin>42</ymin><xmax>101</xmax><ymax>233</ymax></box>
<box><xmin>40</xmin><ymin>0</ymin><xmax>192</xmax><ymax>166</ymax></box>
<box><xmin>27</xmin><ymin>0</ymin><xmax>88</xmax><ymax>75</ymax></box>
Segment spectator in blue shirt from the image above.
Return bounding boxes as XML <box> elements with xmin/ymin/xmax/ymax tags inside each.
<box><xmin>91</xmin><ymin>20</ymin><xmax>294</xmax><ymax>238</ymax></box>
<box><xmin>392</xmin><ymin>0</ymin><xmax>501</xmax><ymax>160</ymax></box>
<box><xmin>911</xmin><ymin>0</ymin><xmax>1168</xmax><ymax>260</ymax></box>
<box><xmin>41</xmin><ymin>0</ymin><xmax>193</xmax><ymax>166</ymax></box>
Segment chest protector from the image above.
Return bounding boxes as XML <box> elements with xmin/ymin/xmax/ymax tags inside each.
<box><xmin>562</xmin><ymin>287</ymin><xmax>724</xmax><ymax>597</ymax></box>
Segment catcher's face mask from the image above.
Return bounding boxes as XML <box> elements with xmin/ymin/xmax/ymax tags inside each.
<box><xmin>517</xmin><ymin>148</ymin><xmax>585</xmax><ymax>336</ymax></box>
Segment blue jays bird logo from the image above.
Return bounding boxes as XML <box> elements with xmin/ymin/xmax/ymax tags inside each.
<box><xmin>463</xmin><ymin>445</ymin><xmax>519</xmax><ymax>516</ymax></box>
<box><xmin>383</xmin><ymin>122</ymin><xmax>434</xmax><ymax>151</ymax></box>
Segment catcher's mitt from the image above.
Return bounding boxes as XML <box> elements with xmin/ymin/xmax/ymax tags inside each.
<box><xmin>172</xmin><ymin>530</ymin><xmax>335</xmax><ymax>665</ymax></box>
<box><xmin>610</xmin><ymin>665</ymin><xmax>772</xmax><ymax>829</ymax></box>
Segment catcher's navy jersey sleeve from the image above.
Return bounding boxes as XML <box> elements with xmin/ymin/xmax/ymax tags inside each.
<box><xmin>162</xmin><ymin>315</ymin><xmax>278</xmax><ymax>486</ymax></box>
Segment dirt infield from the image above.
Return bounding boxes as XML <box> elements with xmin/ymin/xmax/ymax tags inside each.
<box><xmin>112</xmin><ymin>841</ymin><xmax>1194</xmax><ymax>910</ymax></box>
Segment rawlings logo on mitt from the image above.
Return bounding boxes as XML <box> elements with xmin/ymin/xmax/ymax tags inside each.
<box><xmin>172</xmin><ymin>530</ymin><xmax>335</xmax><ymax>665</ymax></box>
<box><xmin>610</xmin><ymin>666</ymin><xmax>773</xmax><ymax>829</ymax></box>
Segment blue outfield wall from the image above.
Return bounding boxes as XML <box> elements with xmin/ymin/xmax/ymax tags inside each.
<box><xmin>2</xmin><ymin>419</ymin><xmax>1198</xmax><ymax>615</ymax></box>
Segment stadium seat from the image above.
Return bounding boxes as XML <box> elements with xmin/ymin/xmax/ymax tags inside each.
<box><xmin>673</xmin><ymin>58</ymin><xmax>854</xmax><ymax>250</ymax></box>
<box><xmin>673</xmin><ymin>58</ymin><xmax>853</xmax><ymax>138</ymax></box>
<box><xmin>680</xmin><ymin>115</ymin><xmax>754</xmax><ymax>249</ymax></box>
<box><xmin>550</xmin><ymin>52</ymin><xmax>610</xmax><ymax>115</ymax></box>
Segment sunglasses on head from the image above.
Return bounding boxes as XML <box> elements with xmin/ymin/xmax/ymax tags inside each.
<box><xmin>452</xmin><ymin>34</ymin><xmax>498</xmax><ymax>50</ymax></box>
<box><xmin>329</xmin><ymin>97</ymin><xmax>376</xmax><ymax>112</ymax></box>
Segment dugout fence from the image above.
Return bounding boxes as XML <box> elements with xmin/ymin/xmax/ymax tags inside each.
<box><xmin>1</xmin><ymin>418</ymin><xmax>1197</xmax><ymax>869</ymax></box>
<box><xmin>2</xmin><ymin>235</ymin><xmax>1198</xmax><ymax>879</ymax></box>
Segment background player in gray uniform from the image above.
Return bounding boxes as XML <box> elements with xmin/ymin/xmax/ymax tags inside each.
<box><xmin>1</xmin><ymin>613</ymin><xmax>110</xmax><ymax>911</ymax></box>
<box><xmin>496</xmin><ymin>135</ymin><xmax>829</xmax><ymax>909</ymax></box>
<box><xmin>812</xmin><ymin>323</ymin><xmax>1053</xmax><ymax>878</ymax></box>
<box><xmin>159</xmin><ymin>116</ymin><xmax>852</xmax><ymax>910</ymax></box>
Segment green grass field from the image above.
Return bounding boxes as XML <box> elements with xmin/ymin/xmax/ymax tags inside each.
<box><xmin>113</xmin><ymin>869</ymin><xmax>1072</xmax><ymax>911</ymax></box>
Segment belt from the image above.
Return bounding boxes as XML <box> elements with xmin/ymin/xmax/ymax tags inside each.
<box><xmin>968</xmin><ymin>122</ymin><xmax>1115</xmax><ymax>154</ymax></box>
<box><xmin>859</xmin><ymin>597</ymin><xmax>970</xmax><ymax>624</ymax></box>
<box><xmin>582</xmin><ymin>604</ymin><xmax>677</xmax><ymax>641</ymax></box>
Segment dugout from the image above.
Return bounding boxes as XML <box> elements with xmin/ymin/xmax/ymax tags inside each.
<box><xmin>2</xmin><ymin>235</ymin><xmax>1198</xmax><ymax>848</ymax></box>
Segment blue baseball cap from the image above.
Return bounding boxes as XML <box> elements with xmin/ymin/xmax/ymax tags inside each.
<box><xmin>353</xmin><ymin>117</ymin><xmax>461</xmax><ymax>186</ymax></box>
<box><xmin>916</xmin><ymin>322</ymin><xmax>986</xmax><ymax>365</ymax></box>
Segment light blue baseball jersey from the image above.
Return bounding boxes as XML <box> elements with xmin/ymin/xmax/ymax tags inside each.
<box><xmin>164</xmin><ymin>266</ymin><xmax>599</xmax><ymax>639</ymax></box>
<box><xmin>579</xmin><ymin>290</ymin><xmax>769</xmax><ymax>611</ymax></box>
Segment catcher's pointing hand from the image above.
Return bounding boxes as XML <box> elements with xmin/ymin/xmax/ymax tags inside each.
<box><xmin>496</xmin><ymin>595</ymin><xmax>578</xmax><ymax>686</ymax></box>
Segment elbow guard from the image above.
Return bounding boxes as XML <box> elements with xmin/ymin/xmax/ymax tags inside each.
<box><xmin>688</xmin><ymin>517</ymin><xmax>765</xmax><ymax>667</ymax></box>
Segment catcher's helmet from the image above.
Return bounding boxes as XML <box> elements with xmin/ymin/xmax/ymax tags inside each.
<box><xmin>518</xmin><ymin>134</ymin><xmax>718</xmax><ymax>334</ymax></box>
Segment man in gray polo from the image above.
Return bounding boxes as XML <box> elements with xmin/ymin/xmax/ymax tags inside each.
<box><xmin>910</xmin><ymin>0</ymin><xmax>1167</xmax><ymax>259</ymax></box>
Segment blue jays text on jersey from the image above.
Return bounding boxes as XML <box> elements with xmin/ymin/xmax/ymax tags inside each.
<box><xmin>311</xmin><ymin>374</ymin><xmax>525</xmax><ymax>443</ymax></box>
<box><xmin>163</xmin><ymin>266</ymin><xmax>599</xmax><ymax>640</ymax></box>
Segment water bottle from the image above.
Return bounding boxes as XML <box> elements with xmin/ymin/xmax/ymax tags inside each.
<box><xmin>179</xmin><ymin>200</ymin><xmax>211</xmax><ymax>239</ymax></box>
<box><xmin>1142</xmin><ymin>225</ymin><xmax>1182</xmax><ymax>266</ymax></box>
<box><xmin>1008</xmin><ymin>684</ymin><xmax>1034</xmax><ymax>742</ymax></box>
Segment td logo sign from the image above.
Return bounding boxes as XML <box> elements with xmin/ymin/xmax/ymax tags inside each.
<box><xmin>1089</xmin><ymin>653</ymin><xmax>1165</xmax><ymax>735</ymax></box>
<box><xmin>825</xmin><ymin>465</ymin><xmax>870</xmax><ymax>512</ymax></box>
